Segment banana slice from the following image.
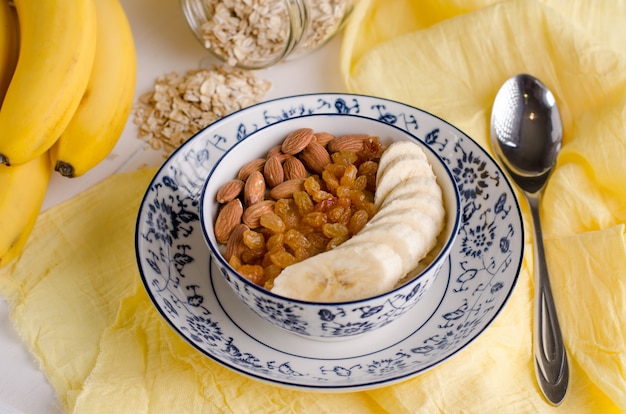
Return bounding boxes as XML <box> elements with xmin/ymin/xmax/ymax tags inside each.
<box><xmin>341</xmin><ymin>222</ymin><xmax>428</xmax><ymax>275</ymax></box>
<box><xmin>376</xmin><ymin>140</ymin><xmax>427</xmax><ymax>177</ymax></box>
<box><xmin>377</xmin><ymin>192</ymin><xmax>445</xmax><ymax>225</ymax></box>
<box><xmin>375</xmin><ymin>154</ymin><xmax>435</xmax><ymax>207</ymax></box>
<box><xmin>270</xmin><ymin>242</ymin><xmax>404</xmax><ymax>302</ymax></box>
<box><xmin>379</xmin><ymin>175</ymin><xmax>442</xmax><ymax>206</ymax></box>
<box><xmin>270</xmin><ymin>141</ymin><xmax>445</xmax><ymax>302</ymax></box>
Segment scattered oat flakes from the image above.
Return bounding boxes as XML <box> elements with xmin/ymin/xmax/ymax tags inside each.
<box><xmin>133</xmin><ymin>66</ymin><xmax>271</xmax><ymax>156</ymax></box>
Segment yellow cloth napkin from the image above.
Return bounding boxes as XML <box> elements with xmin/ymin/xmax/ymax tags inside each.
<box><xmin>0</xmin><ymin>0</ymin><xmax>625</xmax><ymax>413</ymax></box>
<box><xmin>341</xmin><ymin>0</ymin><xmax>626</xmax><ymax>411</ymax></box>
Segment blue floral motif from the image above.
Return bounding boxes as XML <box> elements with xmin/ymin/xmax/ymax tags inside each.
<box><xmin>452</xmin><ymin>142</ymin><xmax>499</xmax><ymax>203</ymax></box>
<box><xmin>460</xmin><ymin>214</ymin><xmax>496</xmax><ymax>259</ymax></box>
<box><xmin>365</xmin><ymin>352</ymin><xmax>411</xmax><ymax>376</ymax></box>
<box><xmin>253</xmin><ymin>297</ymin><xmax>308</xmax><ymax>334</ymax></box>
<box><xmin>322</xmin><ymin>320</ymin><xmax>376</xmax><ymax>336</ymax></box>
<box><xmin>185</xmin><ymin>314</ymin><xmax>223</xmax><ymax>346</ymax></box>
<box><xmin>143</xmin><ymin>196</ymin><xmax>181</xmax><ymax>247</ymax></box>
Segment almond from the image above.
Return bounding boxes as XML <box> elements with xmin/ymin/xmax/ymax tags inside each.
<box><xmin>216</xmin><ymin>179</ymin><xmax>244</xmax><ymax>203</ymax></box>
<box><xmin>225</xmin><ymin>223</ymin><xmax>249</xmax><ymax>261</ymax></box>
<box><xmin>263</xmin><ymin>156</ymin><xmax>284</xmax><ymax>187</ymax></box>
<box><xmin>266</xmin><ymin>145</ymin><xmax>289</xmax><ymax>162</ymax></box>
<box><xmin>314</xmin><ymin>132</ymin><xmax>335</xmax><ymax>147</ymax></box>
<box><xmin>281</xmin><ymin>128</ymin><xmax>314</xmax><ymax>155</ymax></box>
<box><xmin>269</xmin><ymin>178</ymin><xmax>306</xmax><ymax>200</ymax></box>
<box><xmin>244</xmin><ymin>171</ymin><xmax>266</xmax><ymax>206</ymax></box>
<box><xmin>327</xmin><ymin>134</ymin><xmax>370</xmax><ymax>153</ymax></box>
<box><xmin>214</xmin><ymin>199</ymin><xmax>243</xmax><ymax>244</ymax></box>
<box><xmin>242</xmin><ymin>199</ymin><xmax>275</xmax><ymax>228</ymax></box>
<box><xmin>282</xmin><ymin>156</ymin><xmax>307</xmax><ymax>180</ymax></box>
<box><xmin>299</xmin><ymin>141</ymin><xmax>331</xmax><ymax>174</ymax></box>
<box><xmin>237</xmin><ymin>158</ymin><xmax>266</xmax><ymax>181</ymax></box>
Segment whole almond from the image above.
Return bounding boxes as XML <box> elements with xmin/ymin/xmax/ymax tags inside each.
<box><xmin>281</xmin><ymin>128</ymin><xmax>314</xmax><ymax>155</ymax></box>
<box><xmin>299</xmin><ymin>141</ymin><xmax>331</xmax><ymax>174</ymax></box>
<box><xmin>237</xmin><ymin>158</ymin><xmax>266</xmax><ymax>181</ymax></box>
<box><xmin>283</xmin><ymin>156</ymin><xmax>307</xmax><ymax>180</ymax></box>
<box><xmin>215</xmin><ymin>199</ymin><xmax>243</xmax><ymax>244</ymax></box>
<box><xmin>266</xmin><ymin>145</ymin><xmax>289</xmax><ymax>162</ymax></box>
<box><xmin>327</xmin><ymin>134</ymin><xmax>370</xmax><ymax>153</ymax></box>
<box><xmin>314</xmin><ymin>132</ymin><xmax>335</xmax><ymax>147</ymax></box>
<box><xmin>244</xmin><ymin>171</ymin><xmax>266</xmax><ymax>206</ymax></box>
<box><xmin>216</xmin><ymin>179</ymin><xmax>244</xmax><ymax>203</ymax></box>
<box><xmin>263</xmin><ymin>156</ymin><xmax>284</xmax><ymax>187</ymax></box>
<box><xmin>242</xmin><ymin>199</ymin><xmax>275</xmax><ymax>228</ymax></box>
<box><xmin>225</xmin><ymin>223</ymin><xmax>249</xmax><ymax>261</ymax></box>
<box><xmin>269</xmin><ymin>178</ymin><xmax>306</xmax><ymax>200</ymax></box>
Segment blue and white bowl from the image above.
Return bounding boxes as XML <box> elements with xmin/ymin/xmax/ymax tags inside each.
<box><xmin>199</xmin><ymin>113</ymin><xmax>461</xmax><ymax>340</ymax></box>
<box><xmin>136</xmin><ymin>93</ymin><xmax>524</xmax><ymax>390</ymax></box>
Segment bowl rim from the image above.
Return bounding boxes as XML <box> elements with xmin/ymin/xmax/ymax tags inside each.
<box><xmin>198</xmin><ymin>112</ymin><xmax>462</xmax><ymax>305</ymax></box>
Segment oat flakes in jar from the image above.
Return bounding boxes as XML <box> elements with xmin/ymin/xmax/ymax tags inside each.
<box><xmin>179</xmin><ymin>0</ymin><xmax>354</xmax><ymax>69</ymax></box>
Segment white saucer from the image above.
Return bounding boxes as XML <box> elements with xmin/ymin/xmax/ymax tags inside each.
<box><xmin>135</xmin><ymin>93</ymin><xmax>524</xmax><ymax>391</ymax></box>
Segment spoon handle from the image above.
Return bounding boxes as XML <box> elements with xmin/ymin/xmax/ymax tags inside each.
<box><xmin>527</xmin><ymin>194</ymin><xmax>569</xmax><ymax>405</ymax></box>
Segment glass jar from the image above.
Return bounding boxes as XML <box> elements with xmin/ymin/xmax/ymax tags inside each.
<box><xmin>179</xmin><ymin>0</ymin><xmax>354</xmax><ymax>69</ymax></box>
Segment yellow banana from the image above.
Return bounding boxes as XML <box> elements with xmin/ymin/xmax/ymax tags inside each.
<box><xmin>0</xmin><ymin>0</ymin><xmax>19</xmax><ymax>104</ymax></box>
<box><xmin>0</xmin><ymin>0</ymin><xmax>97</xmax><ymax>166</ymax></box>
<box><xmin>0</xmin><ymin>151</ymin><xmax>52</xmax><ymax>268</ymax></box>
<box><xmin>51</xmin><ymin>0</ymin><xmax>137</xmax><ymax>178</ymax></box>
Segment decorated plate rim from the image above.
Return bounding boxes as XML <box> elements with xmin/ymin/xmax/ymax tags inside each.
<box><xmin>134</xmin><ymin>92</ymin><xmax>524</xmax><ymax>391</ymax></box>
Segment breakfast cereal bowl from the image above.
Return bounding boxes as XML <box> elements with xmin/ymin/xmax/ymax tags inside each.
<box><xmin>199</xmin><ymin>114</ymin><xmax>461</xmax><ymax>340</ymax></box>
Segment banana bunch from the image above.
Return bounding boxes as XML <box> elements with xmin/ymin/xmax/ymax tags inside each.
<box><xmin>0</xmin><ymin>0</ymin><xmax>137</xmax><ymax>268</ymax></box>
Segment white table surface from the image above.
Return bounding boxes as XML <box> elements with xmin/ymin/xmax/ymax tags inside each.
<box><xmin>0</xmin><ymin>0</ymin><xmax>345</xmax><ymax>412</ymax></box>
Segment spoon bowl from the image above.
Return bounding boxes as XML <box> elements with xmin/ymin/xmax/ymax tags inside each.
<box><xmin>491</xmin><ymin>74</ymin><xmax>562</xmax><ymax>193</ymax></box>
<box><xmin>490</xmin><ymin>74</ymin><xmax>569</xmax><ymax>405</ymax></box>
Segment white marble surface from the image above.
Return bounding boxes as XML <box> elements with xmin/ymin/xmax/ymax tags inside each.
<box><xmin>0</xmin><ymin>0</ymin><xmax>345</xmax><ymax>412</ymax></box>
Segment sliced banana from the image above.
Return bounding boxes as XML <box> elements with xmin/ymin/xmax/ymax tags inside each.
<box><xmin>375</xmin><ymin>154</ymin><xmax>435</xmax><ymax>207</ymax></box>
<box><xmin>376</xmin><ymin>140</ymin><xmax>427</xmax><ymax>177</ymax></box>
<box><xmin>379</xmin><ymin>175</ymin><xmax>442</xmax><ymax>206</ymax></box>
<box><xmin>377</xmin><ymin>192</ymin><xmax>445</xmax><ymax>225</ymax></box>
<box><xmin>270</xmin><ymin>242</ymin><xmax>404</xmax><ymax>302</ymax></box>
<box><xmin>341</xmin><ymin>222</ymin><xmax>428</xmax><ymax>275</ymax></box>
<box><xmin>366</xmin><ymin>207</ymin><xmax>441</xmax><ymax>248</ymax></box>
<box><xmin>270</xmin><ymin>141</ymin><xmax>445</xmax><ymax>302</ymax></box>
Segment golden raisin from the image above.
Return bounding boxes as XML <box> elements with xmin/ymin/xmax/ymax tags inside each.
<box><xmin>266</xmin><ymin>232</ymin><xmax>284</xmax><ymax>251</ymax></box>
<box><xmin>274</xmin><ymin>198</ymin><xmax>299</xmax><ymax>229</ymax></box>
<box><xmin>259</xmin><ymin>212</ymin><xmax>286</xmax><ymax>233</ymax></box>
<box><xmin>242</xmin><ymin>229</ymin><xmax>265</xmax><ymax>250</ymax></box>
<box><xmin>324</xmin><ymin>163</ymin><xmax>346</xmax><ymax>178</ymax></box>
<box><xmin>301</xmin><ymin>211</ymin><xmax>327</xmax><ymax>228</ymax></box>
<box><xmin>241</xmin><ymin>247</ymin><xmax>265</xmax><ymax>264</ymax></box>
<box><xmin>238</xmin><ymin>264</ymin><xmax>265</xmax><ymax>285</ymax></box>
<box><xmin>340</xmin><ymin>164</ymin><xmax>358</xmax><ymax>187</ymax></box>
<box><xmin>293</xmin><ymin>191</ymin><xmax>314</xmax><ymax>215</ymax></box>
<box><xmin>322</xmin><ymin>222</ymin><xmax>349</xmax><ymax>239</ymax></box>
<box><xmin>270</xmin><ymin>250</ymin><xmax>297</xmax><ymax>269</ymax></box>
<box><xmin>285</xmin><ymin>229</ymin><xmax>311</xmax><ymax>250</ymax></box>
<box><xmin>263</xmin><ymin>264</ymin><xmax>282</xmax><ymax>289</ymax></box>
<box><xmin>293</xmin><ymin>247</ymin><xmax>312</xmax><ymax>262</ymax></box>
<box><xmin>331</xmin><ymin>150</ymin><xmax>358</xmax><ymax>166</ymax></box>
<box><xmin>326</xmin><ymin>235</ymin><xmax>348</xmax><ymax>250</ymax></box>
<box><xmin>306</xmin><ymin>232</ymin><xmax>330</xmax><ymax>250</ymax></box>
<box><xmin>321</xmin><ymin>170</ymin><xmax>340</xmax><ymax>194</ymax></box>
<box><xmin>358</xmin><ymin>160</ymin><xmax>378</xmax><ymax>176</ymax></box>
<box><xmin>348</xmin><ymin>209</ymin><xmax>369</xmax><ymax>234</ymax></box>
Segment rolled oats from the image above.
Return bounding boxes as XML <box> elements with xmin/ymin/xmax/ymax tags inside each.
<box><xmin>181</xmin><ymin>0</ymin><xmax>353</xmax><ymax>68</ymax></box>
<box><xmin>133</xmin><ymin>65</ymin><xmax>271</xmax><ymax>156</ymax></box>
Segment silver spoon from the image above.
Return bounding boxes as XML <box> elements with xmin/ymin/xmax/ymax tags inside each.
<box><xmin>490</xmin><ymin>73</ymin><xmax>569</xmax><ymax>405</ymax></box>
